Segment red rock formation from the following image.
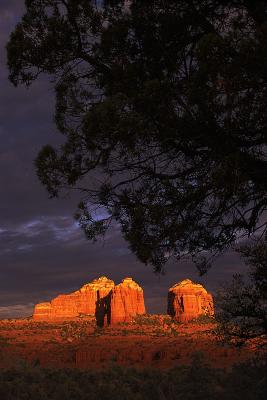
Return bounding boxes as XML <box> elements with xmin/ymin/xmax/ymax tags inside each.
<box><xmin>167</xmin><ymin>279</ymin><xmax>214</xmax><ymax>322</ymax></box>
<box><xmin>109</xmin><ymin>278</ymin><xmax>146</xmax><ymax>325</ymax></box>
<box><xmin>33</xmin><ymin>276</ymin><xmax>115</xmax><ymax>320</ymax></box>
<box><xmin>33</xmin><ymin>276</ymin><xmax>145</xmax><ymax>324</ymax></box>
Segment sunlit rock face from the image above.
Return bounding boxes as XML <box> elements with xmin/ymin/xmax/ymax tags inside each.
<box><xmin>109</xmin><ymin>278</ymin><xmax>146</xmax><ymax>325</ymax></box>
<box><xmin>33</xmin><ymin>276</ymin><xmax>115</xmax><ymax>320</ymax></box>
<box><xmin>167</xmin><ymin>279</ymin><xmax>214</xmax><ymax>323</ymax></box>
<box><xmin>33</xmin><ymin>276</ymin><xmax>145</xmax><ymax>324</ymax></box>
<box><xmin>33</xmin><ymin>302</ymin><xmax>52</xmax><ymax>320</ymax></box>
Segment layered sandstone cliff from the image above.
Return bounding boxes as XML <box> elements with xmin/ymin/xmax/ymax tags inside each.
<box><xmin>33</xmin><ymin>276</ymin><xmax>115</xmax><ymax>320</ymax></box>
<box><xmin>167</xmin><ymin>279</ymin><xmax>214</xmax><ymax>322</ymax></box>
<box><xmin>110</xmin><ymin>278</ymin><xmax>146</xmax><ymax>325</ymax></box>
<box><xmin>95</xmin><ymin>278</ymin><xmax>146</xmax><ymax>327</ymax></box>
<box><xmin>33</xmin><ymin>276</ymin><xmax>146</xmax><ymax>325</ymax></box>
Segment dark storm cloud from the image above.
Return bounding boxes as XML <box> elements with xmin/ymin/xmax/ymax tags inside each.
<box><xmin>0</xmin><ymin>1</ymin><xmax>248</xmax><ymax>319</ymax></box>
<box><xmin>0</xmin><ymin>1</ymin><xmax>62</xmax><ymax>224</ymax></box>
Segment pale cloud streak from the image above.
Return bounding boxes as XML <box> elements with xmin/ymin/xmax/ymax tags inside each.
<box><xmin>0</xmin><ymin>216</ymin><xmax>84</xmax><ymax>256</ymax></box>
<box><xmin>0</xmin><ymin>303</ymin><xmax>34</xmax><ymax>319</ymax></box>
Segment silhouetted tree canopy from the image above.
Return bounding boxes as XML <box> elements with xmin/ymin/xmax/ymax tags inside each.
<box><xmin>217</xmin><ymin>240</ymin><xmax>267</xmax><ymax>346</ymax></box>
<box><xmin>7</xmin><ymin>0</ymin><xmax>267</xmax><ymax>271</ymax></box>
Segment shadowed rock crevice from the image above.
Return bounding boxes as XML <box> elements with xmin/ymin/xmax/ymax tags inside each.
<box><xmin>95</xmin><ymin>291</ymin><xmax>111</xmax><ymax>327</ymax></box>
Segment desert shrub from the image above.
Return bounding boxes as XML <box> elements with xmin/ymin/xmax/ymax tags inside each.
<box><xmin>0</xmin><ymin>321</ymin><xmax>59</xmax><ymax>332</ymax></box>
<box><xmin>190</xmin><ymin>315</ymin><xmax>217</xmax><ymax>324</ymax></box>
<box><xmin>0</xmin><ymin>356</ymin><xmax>265</xmax><ymax>399</ymax></box>
<box><xmin>0</xmin><ymin>336</ymin><xmax>10</xmax><ymax>348</ymax></box>
<box><xmin>133</xmin><ymin>314</ymin><xmax>159</xmax><ymax>326</ymax></box>
<box><xmin>92</xmin><ymin>326</ymin><xmax>104</xmax><ymax>336</ymax></box>
<box><xmin>60</xmin><ymin>321</ymin><xmax>91</xmax><ymax>341</ymax></box>
<box><xmin>133</xmin><ymin>314</ymin><xmax>182</xmax><ymax>330</ymax></box>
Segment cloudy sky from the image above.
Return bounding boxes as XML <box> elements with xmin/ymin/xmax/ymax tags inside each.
<box><xmin>0</xmin><ymin>1</ymin><xmax>247</xmax><ymax>318</ymax></box>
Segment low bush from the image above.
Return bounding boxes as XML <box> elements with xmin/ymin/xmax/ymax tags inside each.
<box><xmin>0</xmin><ymin>356</ymin><xmax>265</xmax><ymax>399</ymax></box>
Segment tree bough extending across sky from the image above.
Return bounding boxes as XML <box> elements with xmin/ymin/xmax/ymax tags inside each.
<box><xmin>7</xmin><ymin>0</ymin><xmax>267</xmax><ymax>272</ymax></box>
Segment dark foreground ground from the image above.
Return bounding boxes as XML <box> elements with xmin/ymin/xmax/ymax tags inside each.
<box><xmin>0</xmin><ymin>356</ymin><xmax>266</xmax><ymax>400</ymax></box>
<box><xmin>0</xmin><ymin>315</ymin><xmax>266</xmax><ymax>399</ymax></box>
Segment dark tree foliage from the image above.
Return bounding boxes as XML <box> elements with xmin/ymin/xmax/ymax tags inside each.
<box><xmin>7</xmin><ymin>0</ymin><xmax>267</xmax><ymax>271</ymax></box>
<box><xmin>216</xmin><ymin>240</ymin><xmax>267</xmax><ymax>346</ymax></box>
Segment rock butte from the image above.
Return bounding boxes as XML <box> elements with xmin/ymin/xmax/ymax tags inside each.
<box><xmin>33</xmin><ymin>276</ymin><xmax>115</xmax><ymax>320</ymax></box>
<box><xmin>33</xmin><ymin>276</ymin><xmax>146</xmax><ymax>325</ymax></box>
<box><xmin>167</xmin><ymin>279</ymin><xmax>214</xmax><ymax>322</ymax></box>
<box><xmin>34</xmin><ymin>276</ymin><xmax>213</xmax><ymax>325</ymax></box>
